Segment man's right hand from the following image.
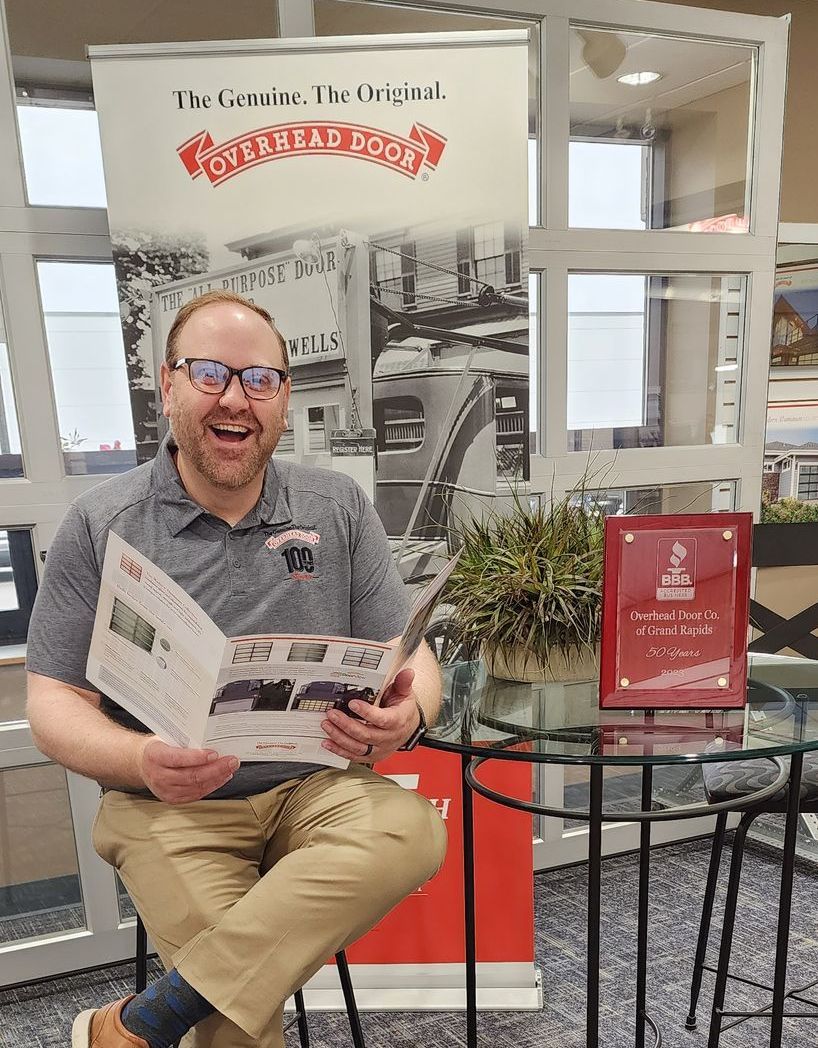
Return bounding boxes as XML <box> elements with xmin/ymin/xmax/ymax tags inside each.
<box><xmin>139</xmin><ymin>738</ymin><xmax>240</xmax><ymax>803</ymax></box>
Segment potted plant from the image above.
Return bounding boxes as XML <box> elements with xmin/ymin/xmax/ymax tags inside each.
<box><xmin>444</xmin><ymin>490</ymin><xmax>605</xmax><ymax>683</ymax></box>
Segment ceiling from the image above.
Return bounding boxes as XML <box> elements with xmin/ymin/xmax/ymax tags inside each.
<box><xmin>5</xmin><ymin>0</ymin><xmax>279</xmax><ymax>88</ymax></box>
<box><xmin>569</xmin><ymin>28</ymin><xmax>753</xmax><ymax>130</ymax></box>
<box><xmin>5</xmin><ymin>0</ymin><xmax>753</xmax><ymax>125</ymax></box>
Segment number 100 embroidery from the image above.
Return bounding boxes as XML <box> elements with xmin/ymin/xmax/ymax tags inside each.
<box><xmin>281</xmin><ymin>546</ymin><xmax>315</xmax><ymax>574</ymax></box>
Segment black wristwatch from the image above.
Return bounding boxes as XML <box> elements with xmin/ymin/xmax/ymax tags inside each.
<box><xmin>398</xmin><ymin>701</ymin><xmax>427</xmax><ymax>751</ymax></box>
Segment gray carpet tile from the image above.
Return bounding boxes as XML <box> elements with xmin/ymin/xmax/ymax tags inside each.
<box><xmin>2</xmin><ymin>835</ymin><xmax>818</xmax><ymax>1047</ymax></box>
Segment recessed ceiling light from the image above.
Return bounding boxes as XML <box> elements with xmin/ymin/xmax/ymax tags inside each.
<box><xmin>617</xmin><ymin>71</ymin><xmax>663</xmax><ymax>86</ymax></box>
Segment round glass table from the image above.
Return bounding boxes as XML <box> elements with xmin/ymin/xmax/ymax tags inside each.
<box><xmin>422</xmin><ymin>655</ymin><xmax>818</xmax><ymax>1048</ymax></box>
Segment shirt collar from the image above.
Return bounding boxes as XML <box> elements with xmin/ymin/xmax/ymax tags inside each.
<box><xmin>153</xmin><ymin>432</ymin><xmax>291</xmax><ymax>535</ymax></box>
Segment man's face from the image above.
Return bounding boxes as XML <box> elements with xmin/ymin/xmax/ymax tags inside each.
<box><xmin>160</xmin><ymin>302</ymin><xmax>290</xmax><ymax>491</ymax></box>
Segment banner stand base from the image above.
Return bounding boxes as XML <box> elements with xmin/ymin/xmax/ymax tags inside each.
<box><xmin>290</xmin><ymin>965</ymin><xmax>542</xmax><ymax>1012</ymax></box>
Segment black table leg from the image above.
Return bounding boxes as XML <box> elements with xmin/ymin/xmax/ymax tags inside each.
<box><xmin>769</xmin><ymin>751</ymin><xmax>803</xmax><ymax>1048</ymax></box>
<box><xmin>587</xmin><ymin>764</ymin><xmax>603</xmax><ymax>1048</ymax></box>
<box><xmin>462</xmin><ymin>753</ymin><xmax>477</xmax><ymax>1048</ymax></box>
<box><xmin>635</xmin><ymin>766</ymin><xmax>653</xmax><ymax>1048</ymax></box>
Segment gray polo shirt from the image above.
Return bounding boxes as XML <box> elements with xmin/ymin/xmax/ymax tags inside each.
<box><xmin>26</xmin><ymin>436</ymin><xmax>410</xmax><ymax>798</ymax></box>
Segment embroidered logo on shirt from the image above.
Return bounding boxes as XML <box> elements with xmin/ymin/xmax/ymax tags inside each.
<box><xmin>267</xmin><ymin>527</ymin><xmax>320</xmax><ymax>580</ymax></box>
<box><xmin>265</xmin><ymin>528</ymin><xmax>320</xmax><ymax>550</ymax></box>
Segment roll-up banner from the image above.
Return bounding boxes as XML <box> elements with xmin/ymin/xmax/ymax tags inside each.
<box><xmin>88</xmin><ymin>32</ymin><xmax>535</xmax><ymax>1009</ymax></box>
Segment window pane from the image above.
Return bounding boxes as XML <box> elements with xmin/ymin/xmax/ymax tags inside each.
<box><xmin>568</xmin><ymin>273</ymin><xmax>745</xmax><ymax>450</ymax></box>
<box><xmin>276</xmin><ymin>411</ymin><xmax>295</xmax><ymax>456</ymax></box>
<box><xmin>573</xmin><ymin>480</ymin><xmax>736</xmax><ymax>516</ymax></box>
<box><xmin>17</xmin><ymin>102</ymin><xmax>107</xmax><ymax>208</ymax></box>
<box><xmin>529</xmin><ymin>272</ymin><xmax>539</xmax><ymax>448</ymax></box>
<box><xmin>0</xmin><ymin>661</ymin><xmax>26</xmax><ymax>725</ymax></box>
<box><xmin>569</xmin><ymin>27</ymin><xmax>754</xmax><ymax>232</ymax></box>
<box><xmin>8</xmin><ymin>1</ymin><xmax>279</xmax><ymax>208</ymax></box>
<box><xmin>306</xmin><ymin>404</ymin><xmax>341</xmax><ymax>455</ymax></box>
<box><xmin>36</xmin><ymin>262</ymin><xmax>137</xmax><ymax>476</ymax></box>
<box><xmin>0</xmin><ymin>295</ymin><xmax>23</xmax><ymax>479</ymax></box>
<box><xmin>570</xmin><ymin>141</ymin><xmax>646</xmax><ymax>229</ymax></box>
<box><xmin>0</xmin><ymin>765</ymin><xmax>86</xmax><ymax>945</ymax></box>
<box><xmin>529</xmin><ymin>139</ymin><xmax>538</xmax><ymax>228</ymax></box>
<box><xmin>0</xmin><ymin>530</ymin><xmax>20</xmax><ymax>615</ymax></box>
<box><xmin>375</xmin><ymin>397</ymin><xmax>425</xmax><ymax>453</ymax></box>
<box><xmin>798</xmin><ymin>465</ymin><xmax>818</xmax><ymax>500</ymax></box>
<box><xmin>0</xmin><ymin>529</ymin><xmax>37</xmax><ymax>646</ymax></box>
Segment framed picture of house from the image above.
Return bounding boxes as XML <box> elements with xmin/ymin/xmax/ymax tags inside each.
<box><xmin>764</xmin><ymin>396</ymin><xmax>818</xmax><ymax>508</ymax></box>
<box><xmin>772</xmin><ymin>262</ymin><xmax>818</xmax><ymax>366</ymax></box>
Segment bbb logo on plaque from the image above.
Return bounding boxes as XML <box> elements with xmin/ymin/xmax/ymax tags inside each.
<box><xmin>656</xmin><ymin>539</ymin><xmax>697</xmax><ymax>602</ymax></box>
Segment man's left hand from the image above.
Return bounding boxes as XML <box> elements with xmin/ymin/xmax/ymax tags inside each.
<box><xmin>321</xmin><ymin>667</ymin><xmax>420</xmax><ymax>763</ymax></box>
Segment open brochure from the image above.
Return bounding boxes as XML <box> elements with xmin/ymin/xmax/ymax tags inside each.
<box><xmin>85</xmin><ymin>532</ymin><xmax>460</xmax><ymax>768</ymax></box>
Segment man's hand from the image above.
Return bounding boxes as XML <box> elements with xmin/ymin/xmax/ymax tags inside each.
<box><xmin>139</xmin><ymin>737</ymin><xmax>240</xmax><ymax>803</ymax></box>
<box><xmin>321</xmin><ymin>667</ymin><xmax>421</xmax><ymax>763</ymax></box>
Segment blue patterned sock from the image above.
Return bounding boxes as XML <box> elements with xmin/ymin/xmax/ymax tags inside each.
<box><xmin>120</xmin><ymin>969</ymin><xmax>214</xmax><ymax>1048</ymax></box>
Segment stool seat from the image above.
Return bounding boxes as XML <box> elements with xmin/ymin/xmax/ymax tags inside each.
<box><xmin>701</xmin><ymin>749</ymin><xmax>818</xmax><ymax>806</ymax></box>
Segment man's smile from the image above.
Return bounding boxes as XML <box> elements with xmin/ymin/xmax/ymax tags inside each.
<box><xmin>208</xmin><ymin>421</ymin><xmax>254</xmax><ymax>444</ymax></box>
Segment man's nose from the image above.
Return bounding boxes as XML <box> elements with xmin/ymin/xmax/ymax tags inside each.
<box><xmin>218</xmin><ymin>373</ymin><xmax>249</xmax><ymax>409</ymax></box>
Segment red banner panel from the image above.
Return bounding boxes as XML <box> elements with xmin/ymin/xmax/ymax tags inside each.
<box><xmin>600</xmin><ymin>513</ymin><xmax>752</xmax><ymax>709</ymax></box>
<box><xmin>346</xmin><ymin>746</ymin><xmax>534</xmax><ymax>965</ymax></box>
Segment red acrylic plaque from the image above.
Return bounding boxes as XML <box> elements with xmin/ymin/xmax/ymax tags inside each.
<box><xmin>599</xmin><ymin>513</ymin><xmax>752</xmax><ymax>709</ymax></box>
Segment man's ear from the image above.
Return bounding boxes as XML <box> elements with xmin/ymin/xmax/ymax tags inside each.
<box><xmin>159</xmin><ymin>361</ymin><xmax>173</xmax><ymax>420</ymax></box>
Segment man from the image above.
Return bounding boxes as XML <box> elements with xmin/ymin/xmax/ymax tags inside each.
<box><xmin>26</xmin><ymin>290</ymin><xmax>447</xmax><ymax>1048</ymax></box>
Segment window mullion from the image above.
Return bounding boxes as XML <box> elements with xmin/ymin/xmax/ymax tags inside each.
<box><xmin>0</xmin><ymin>3</ymin><xmax>25</xmax><ymax>207</ymax></box>
<box><xmin>0</xmin><ymin>252</ymin><xmax>63</xmax><ymax>482</ymax></box>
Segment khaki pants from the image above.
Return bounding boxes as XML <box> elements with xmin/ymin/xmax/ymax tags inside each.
<box><xmin>92</xmin><ymin>764</ymin><xmax>447</xmax><ymax>1048</ymax></box>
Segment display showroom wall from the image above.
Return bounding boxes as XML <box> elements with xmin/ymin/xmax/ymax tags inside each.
<box><xmin>0</xmin><ymin>0</ymin><xmax>795</xmax><ymax>987</ymax></box>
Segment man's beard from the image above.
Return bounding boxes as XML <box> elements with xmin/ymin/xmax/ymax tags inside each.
<box><xmin>169</xmin><ymin>405</ymin><xmax>282</xmax><ymax>490</ymax></box>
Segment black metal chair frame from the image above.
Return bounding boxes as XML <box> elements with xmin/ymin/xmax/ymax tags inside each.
<box><xmin>135</xmin><ymin>914</ymin><xmax>366</xmax><ymax>1047</ymax></box>
<box><xmin>686</xmin><ymin>798</ymin><xmax>818</xmax><ymax>1045</ymax></box>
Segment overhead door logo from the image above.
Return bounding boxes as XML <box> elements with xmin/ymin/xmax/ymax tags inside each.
<box><xmin>178</xmin><ymin>122</ymin><xmax>447</xmax><ymax>186</ymax></box>
<box><xmin>656</xmin><ymin>538</ymin><xmax>696</xmax><ymax>601</ymax></box>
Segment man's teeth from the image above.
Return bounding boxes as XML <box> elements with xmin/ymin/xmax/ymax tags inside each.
<box><xmin>213</xmin><ymin>424</ymin><xmax>250</xmax><ymax>433</ymax></box>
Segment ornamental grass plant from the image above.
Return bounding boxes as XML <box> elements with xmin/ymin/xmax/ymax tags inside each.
<box><xmin>445</xmin><ymin>490</ymin><xmax>605</xmax><ymax>676</ymax></box>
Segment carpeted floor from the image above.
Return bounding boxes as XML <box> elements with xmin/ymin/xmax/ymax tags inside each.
<box><xmin>2</xmin><ymin>834</ymin><xmax>818</xmax><ymax>1047</ymax></box>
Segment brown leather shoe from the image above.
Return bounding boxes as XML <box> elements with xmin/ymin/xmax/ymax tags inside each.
<box><xmin>71</xmin><ymin>996</ymin><xmax>151</xmax><ymax>1047</ymax></box>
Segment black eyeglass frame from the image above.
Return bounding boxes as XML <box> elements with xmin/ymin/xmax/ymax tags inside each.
<box><xmin>173</xmin><ymin>357</ymin><xmax>289</xmax><ymax>401</ymax></box>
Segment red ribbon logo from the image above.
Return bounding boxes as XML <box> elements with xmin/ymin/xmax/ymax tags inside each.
<box><xmin>178</xmin><ymin>121</ymin><xmax>447</xmax><ymax>186</ymax></box>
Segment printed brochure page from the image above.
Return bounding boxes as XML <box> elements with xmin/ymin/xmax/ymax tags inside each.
<box><xmin>86</xmin><ymin>531</ymin><xmax>224</xmax><ymax>749</ymax></box>
<box><xmin>86</xmin><ymin>532</ymin><xmax>460</xmax><ymax>767</ymax></box>
<box><xmin>207</xmin><ymin>634</ymin><xmax>397</xmax><ymax>765</ymax></box>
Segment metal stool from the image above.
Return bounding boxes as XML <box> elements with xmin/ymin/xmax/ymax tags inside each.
<box><xmin>135</xmin><ymin>914</ymin><xmax>366</xmax><ymax>1047</ymax></box>
<box><xmin>685</xmin><ymin>681</ymin><xmax>818</xmax><ymax>1042</ymax></box>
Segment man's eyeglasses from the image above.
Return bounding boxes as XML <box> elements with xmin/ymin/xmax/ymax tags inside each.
<box><xmin>173</xmin><ymin>358</ymin><xmax>288</xmax><ymax>401</ymax></box>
